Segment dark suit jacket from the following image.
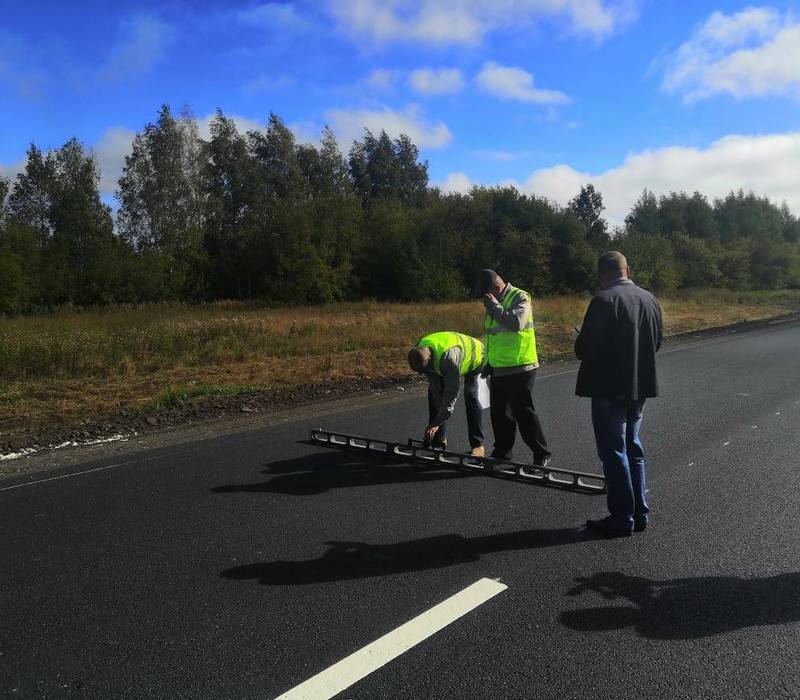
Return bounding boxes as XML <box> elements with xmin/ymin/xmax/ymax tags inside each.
<box><xmin>575</xmin><ymin>279</ymin><xmax>663</xmax><ymax>400</ymax></box>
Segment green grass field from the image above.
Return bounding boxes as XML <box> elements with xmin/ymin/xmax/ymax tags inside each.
<box><xmin>1</xmin><ymin>289</ymin><xmax>798</xmax><ymax>444</ymax></box>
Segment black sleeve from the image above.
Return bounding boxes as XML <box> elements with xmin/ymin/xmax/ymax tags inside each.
<box><xmin>575</xmin><ymin>297</ymin><xmax>613</xmax><ymax>361</ymax></box>
<box><xmin>654</xmin><ymin>299</ymin><xmax>664</xmax><ymax>352</ymax></box>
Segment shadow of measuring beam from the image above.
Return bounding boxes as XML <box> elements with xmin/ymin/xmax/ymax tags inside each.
<box><xmin>211</xmin><ymin>444</ymin><xmax>470</xmax><ymax>496</ymax></box>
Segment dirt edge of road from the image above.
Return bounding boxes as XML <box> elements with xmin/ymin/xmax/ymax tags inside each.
<box><xmin>3</xmin><ymin>311</ymin><xmax>798</xmax><ymax>480</ymax></box>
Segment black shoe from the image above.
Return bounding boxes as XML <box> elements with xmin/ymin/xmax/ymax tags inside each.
<box><xmin>490</xmin><ymin>451</ymin><xmax>511</xmax><ymax>461</ymax></box>
<box><xmin>532</xmin><ymin>455</ymin><xmax>551</xmax><ymax>469</ymax></box>
<box><xmin>585</xmin><ymin>517</ymin><xmax>632</xmax><ymax>538</ymax></box>
<box><xmin>633</xmin><ymin>520</ymin><xmax>648</xmax><ymax>533</ymax></box>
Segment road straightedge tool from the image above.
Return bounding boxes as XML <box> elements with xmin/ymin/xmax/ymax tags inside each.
<box><xmin>310</xmin><ymin>428</ymin><xmax>606</xmax><ymax>495</ymax></box>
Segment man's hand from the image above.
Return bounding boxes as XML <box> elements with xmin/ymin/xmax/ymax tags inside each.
<box><xmin>484</xmin><ymin>292</ymin><xmax>498</xmax><ymax>305</ymax></box>
<box><xmin>424</xmin><ymin>424</ymin><xmax>440</xmax><ymax>444</ymax></box>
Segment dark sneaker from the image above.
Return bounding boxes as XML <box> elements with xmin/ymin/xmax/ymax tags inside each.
<box><xmin>533</xmin><ymin>455</ymin><xmax>551</xmax><ymax>469</ymax></box>
<box><xmin>585</xmin><ymin>517</ymin><xmax>633</xmax><ymax>538</ymax></box>
<box><xmin>431</xmin><ymin>438</ymin><xmax>447</xmax><ymax>450</ymax></box>
<box><xmin>633</xmin><ymin>519</ymin><xmax>648</xmax><ymax>533</ymax></box>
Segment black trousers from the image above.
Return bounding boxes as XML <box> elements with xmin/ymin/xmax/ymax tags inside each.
<box><xmin>427</xmin><ymin>372</ymin><xmax>485</xmax><ymax>448</ymax></box>
<box><xmin>489</xmin><ymin>369</ymin><xmax>550</xmax><ymax>462</ymax></box>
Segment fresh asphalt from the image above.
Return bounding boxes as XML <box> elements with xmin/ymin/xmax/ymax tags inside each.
<box><xmin>2</xmin><ymin>320</ymin><xmax>800</xmax><ymax>699</ymax></box>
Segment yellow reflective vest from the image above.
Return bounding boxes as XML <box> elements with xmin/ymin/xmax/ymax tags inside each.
<box><xmin>416</xmin><ymin>332</ymin><xmax>486</xmax><ymax>376</ymax></box>
<box><xmin>484</xmin><ymin>284</ymin><xmax>539</xmax><ymax>367</ymax></box>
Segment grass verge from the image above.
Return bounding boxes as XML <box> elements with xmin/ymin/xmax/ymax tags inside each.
<box><xmin>1</xmin><ymin>289</ymin><xmax>798</xmax><ymax>448</ymax></box>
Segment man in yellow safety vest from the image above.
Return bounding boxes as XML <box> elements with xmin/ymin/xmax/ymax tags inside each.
<box><xmin>474</xmin><ymin>269</ymin><xmax>551</xmax><ymax>467</ymax></box>
<box><xmin>407</xmin><ymin>331</ymin><xmax>487</xmax><ymax>457</ymax></box>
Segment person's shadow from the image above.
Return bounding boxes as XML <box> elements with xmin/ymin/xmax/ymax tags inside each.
<box><xmin>561</xmin><ymin>571</ymin><xmax>800</xmax><ymax>639</ymax></box>
<box><xmin>222</xmin><ymin>527</ymin><xmax>593</xmax><ymax>585</ymax></box>
<box><xmin>212</xmin><ymin>446</ymin><xmax>469</xmax><ymax>496</ymax></box>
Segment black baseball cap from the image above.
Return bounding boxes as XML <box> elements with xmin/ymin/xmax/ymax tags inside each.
<box><xmin>473</xmin><ymin>269</ymin><xmax>499</xmax><ymax>297</ymax></box>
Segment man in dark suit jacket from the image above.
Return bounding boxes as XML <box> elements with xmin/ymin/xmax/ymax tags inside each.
<box><xmin>576</xmin><ymin>251</ymin><xmax>663</xmax><ymax>537</ymax></box>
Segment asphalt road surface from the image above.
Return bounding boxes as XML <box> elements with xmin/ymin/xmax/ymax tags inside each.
<box><xmin>3</xmin><ymin>320</ymin><xmax>800</xmax><ymax>699</ymax></box>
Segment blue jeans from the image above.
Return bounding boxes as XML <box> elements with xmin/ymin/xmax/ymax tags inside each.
<box><xmin>591</xmin><ymin>398</ymin><xmax>649</xmax><ymax>529</ymax></box>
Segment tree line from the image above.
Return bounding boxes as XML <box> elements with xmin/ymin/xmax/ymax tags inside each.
<box><xmin>1</xmin><ymin>104</ymin><xmax>799</xmax><ymax>313</ymax></box>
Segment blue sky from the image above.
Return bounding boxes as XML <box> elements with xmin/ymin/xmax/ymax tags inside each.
<box><xmin>2</xmin><ymin>0</ymin><xmax>799</xmax><ymax>222</ymax></box>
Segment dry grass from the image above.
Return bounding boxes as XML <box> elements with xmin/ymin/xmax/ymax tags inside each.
<box><xmin>2</xmin><ymin>290</ymin><xmax>798</xmax><ymax>441</ymax></box>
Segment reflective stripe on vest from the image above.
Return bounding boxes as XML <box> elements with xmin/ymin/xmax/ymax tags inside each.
<box><xmin>483</xmin><ymin>285</ymin><xmax>539</xmax><ymax>367</ymax></box>
<box><xmin>416</xmin><ymin>332</ymin><xmax>486</xmax><ymax>376</ymax></box>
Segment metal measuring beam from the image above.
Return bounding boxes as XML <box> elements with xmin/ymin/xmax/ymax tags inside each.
<box><xmin>309</xmin><ymin>428</ymin><xmax>606</xmax><ymax>495</ymax></box>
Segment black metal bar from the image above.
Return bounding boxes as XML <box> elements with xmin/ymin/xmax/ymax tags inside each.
<box><xmin>309</xmin><ymin>429</ymin><xmax>605</xmax><ymax>495</ymax></box>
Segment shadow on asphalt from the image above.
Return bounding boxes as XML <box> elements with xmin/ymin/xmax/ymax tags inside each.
<box><xmin>211</xmin><ymin>447</ymin><xmax>467</xmax><ymax>496</ymax></box>
<box><xmin>221</xmin><ymin>528</ymin><xmax>592</xmax><ymax>585</ymax></box>
<box><xmin>561</xmin><ymin>571</ymin><xmax>800</xmax><ymax>639</ymax></box>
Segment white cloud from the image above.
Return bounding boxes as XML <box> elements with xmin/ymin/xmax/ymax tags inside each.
<box><xmin>363</xmin><ymin>68</ymin><xmax>403</xmax><ymax>92</ymax></box>
<box><xmin>0</xmin><ymin>127</ymin><xmax>137</xmax><ymax>196</ymax></box>
<box><xmin>516</xmin><ymin>132</ymin><xmax>800</xmax><ymax>224</ymax></box>
<box><xmin>0</xmin><ymin>158</ymin><xmax>25</xmax><ymax>183</ymax></box>
<box><xmin>409</xmin><ymin>67</ymin><xmax>464</xmax><ymax>95</ymax></box>
<box><xmin>438</xmin><ymin>132</ymin><xmax>800</xmax><ymax>224</ymax></box>
<box><xmin>288</xmin><ymin>120</ymin><xmax>321</xmax><ymax>145</ymax></box>
<box><xmin>663</xmin><ymin>7</ymin><xmax>800</xmax><ymax>101</ymax></box>
<box><xmin>98</xmin><ymin>15</ymin><xmax>175</xmax><ymax>83</ymax></box>
<box><xmin>476</xmin><ymin>61</ymin><xmax>569</xmax><ymax>105</ymax></box>
<box><xmin>437</xmin><ymin>171</ymin><xmax>474</xmax><ymax>194</ymax></box>
<box><xmin>93</xmin><ymin>127</ymin><xmax>137</xmax><ymax>194</ymax></box>
<box><xmin>325</xmin><ymin>103</ymin><xmax>453</xmax><ymax>148</ymax></box>
<box><xmin>328</xmin><ymin>0</ymin><xmax>636</xmax><ymax>45</ymax></box>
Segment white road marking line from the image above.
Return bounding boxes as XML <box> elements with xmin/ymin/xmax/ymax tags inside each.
<box><xmin>776</xmin><ymin>412</ymin><xmax>781</xmax><ymax>415</ymax></box>
<box><xmin>723</xmin><ymin>442</ymin><xmax>730</xmax><ymax>446</ymax></box>
<box><xmin>0</xmin><ymin>464</ymin><xmax>125</xmax><ymax>492</ymax></box>
<box><xmin>0</xmin><ymin>446</ymin><xmax>206</xmax><ymax>493</ymax></box>
<box><xmin>274</xmin><ymin>578</ymin><xmax>507</xmax><ymax>700</ymax></box>
<box><xmin>752</xmin><ymin>426</ymin><xmax>758</xmax><ymax>429</ymax></box>
<box><xmin>688</xmin><ymin>462</ymin><xmax>695</xmax><ymax>467</ymax></box>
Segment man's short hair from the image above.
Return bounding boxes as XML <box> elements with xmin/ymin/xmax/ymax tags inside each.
<box><xmin>598</xmin><ymin>251</ymin><xmax>628</xmax><ymax>276</ymax></box>
<box><xmin>408</xmin><ymin>346</ymin><xmax>432</xmax><ymax>373</ymax></box>
<box><xmin>473</xmin><ymin>269</ymin><xmax>500</xmax><ymax>297</ymax></box>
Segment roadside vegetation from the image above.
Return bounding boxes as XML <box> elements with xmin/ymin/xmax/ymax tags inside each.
<box><xmin>2</xmin><ymin>105</ymin><xmax>800</xmax><ymax>317</ymax></box>
<box><xmin>3</xmin><ymin>103</ymin><xmax>800</xmax><ymax>448</ymax></box>
<box><xmin>1</xmin><ymin>290</ymin><xmax>798</xmax><ymax>446</ymax></box>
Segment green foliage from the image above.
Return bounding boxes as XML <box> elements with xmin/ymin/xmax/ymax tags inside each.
<box><xmin>356</xmin><ymin>201</ymin><xmax>422</xmax><ymax>300</ymax></box>
<box><xmin>616</xmin><ymin>232</ymin><xmax>680</xmax><ymax>293</ymax></box>
<box><xmin>3</xmin><ymin>105</ymin><xmax>800</xmax><ymax>316</ymax></box>
<box><xmin>0</xmin><ymin>252</ymin><xmax>28</xmax><ymax>313</ymax></box>
<box><xmin>567</xmin><ymin>183</ymin><xmax>608</xmax><ymax>243</ymax></box>
<box><xmin>670</xmin><ymin>234</ymin><xmax>721</xmax><ymax>288</ymax></box>
<box><xmin>349</xmin><ymin>129</ymin><xmax>429</xmax><ymax>207</ymax></box>
<box><xmin>148</xmin><ymin>383</ymin><xmax>255</xmax><ymax>410</ymax></box>
<box><xmin>717</xmin><ymin>243</ymin><xmax>752</xmax><ymax>290</ymax></box>
<box><xmin>116</xmin><ymin>104</ymin><xmax>206</xmax><ymax>298</ymax></box>
<box><xmin>549</xmin><ymin>215</ymin><xmax>597</xmax><ymax>293</ymax></box>
<box><xmin>625</xmin><ymin>189</ymin><xmax>660</xmax><ymax>235</ymax></box>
